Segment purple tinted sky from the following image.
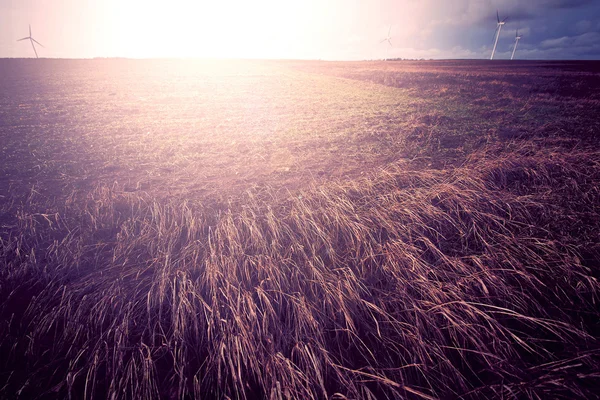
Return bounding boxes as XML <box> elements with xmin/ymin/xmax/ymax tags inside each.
<box><xmin>1</xmin><ymin>0</ymin><xmax>599</xmax><ymax>60</ymax></box>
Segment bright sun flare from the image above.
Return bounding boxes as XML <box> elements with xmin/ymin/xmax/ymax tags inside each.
<box><xmin>101</xmin><ymin>0</ymin><xmax>326</xmax><ymax>59</ymax></box>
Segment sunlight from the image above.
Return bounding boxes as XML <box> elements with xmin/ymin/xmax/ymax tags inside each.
<box><xmin>102</xmin><ymin>0</ymin><xmax>323</xmax><ymax>59</ymax></box>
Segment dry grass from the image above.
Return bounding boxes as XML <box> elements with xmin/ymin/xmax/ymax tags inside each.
<box><xmin>1</xmin><ymin>59</ymin><xmax>599</xmax><ymax>399</ymax></box>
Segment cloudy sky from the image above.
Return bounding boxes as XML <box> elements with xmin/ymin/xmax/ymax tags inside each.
<box><xmin>1</xmin><ymin>0</ymin><xmax>599</xmax><ymax>60</ymax></box>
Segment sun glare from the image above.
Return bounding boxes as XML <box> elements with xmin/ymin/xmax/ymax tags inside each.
<box><xmin>101</xmin><ymin>0</ymin><xmax>323</xmax><ymax>59</ymax></box>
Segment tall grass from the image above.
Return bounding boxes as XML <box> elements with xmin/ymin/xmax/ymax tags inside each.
<box><xmin>1</xmin><ymin>143</ymin><xmax>599</xmax><ymax>399</ymax></box>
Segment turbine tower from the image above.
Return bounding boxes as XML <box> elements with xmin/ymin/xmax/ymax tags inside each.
<box><xmin>490</xmin><ymin>10</ymin><xmax>508</xmax><ymax>60</ymax></box>
<box><xmin>511</xmin><ymin>29</ymin><xmax>522</xmax><ymax>60</ymax></box>
<box><xmin>17</xmin><ymin>25</ymin><xmax>44</xmax><ymax>58</ymax></box>
<box><xmin>379</xmin><ymin>25</ymin><xmax>393</xmax><ymax>61</ymax></box>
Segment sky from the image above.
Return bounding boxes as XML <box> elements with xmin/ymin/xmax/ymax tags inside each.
<box><xmin>1</xmin><ymin>0</ymin><xmax>599</xmax><ymax>60</ymax></box>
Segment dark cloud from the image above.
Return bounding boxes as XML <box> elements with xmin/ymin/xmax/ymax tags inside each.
<box><xmin>498</xmin><ymin>8</ymin><xmax>535</xmax><ymax>22</ymax></box>
<box><xmin>468</xmin><ymin>0</ymin><xmax>600</xmax><ymax>58</ymax></box>
<box><xmin>541</xmin><ymin>0</ymin><xmax>594</xmax><ymax>9</ymax></box>
<box><xmin>541</xmin><ymin>31</ymin><xmax>600</xmax><ymax>48</ymax></box>
<box><xmin>481</xmin><ymin>0</ymin><xmax>595</xmax><ymax>24</ymax></box>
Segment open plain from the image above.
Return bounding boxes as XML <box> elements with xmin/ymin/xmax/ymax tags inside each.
<box><xmin>1</xmin><ymin>59</ymin><xmax>599</xmax><ymax>399</ymax></box>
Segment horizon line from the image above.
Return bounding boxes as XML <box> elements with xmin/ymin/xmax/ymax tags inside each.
<box><xmin>1</xmin><ymin>56</ymin><xmax>600</xmax><ymax>62</ymax></box>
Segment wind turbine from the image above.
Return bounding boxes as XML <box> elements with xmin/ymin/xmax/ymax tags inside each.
<box><xmin>490</xmin><ymin>10</ymin><xmax>508</xmax><ymax>60</ymax></box>
<box><xmin>17</xmin><ymin>25</ymin><xmax>44</xmax><ymax>58</ymax></box>
<box><xmin>379</xmin><ymin>25</ymin><xmax>393</xmax><ymax>60</ymax></box>
<box><xmin>511</xmin><ymin>29</ymin><xmax>522</xmax><ymax>60</ymax></box>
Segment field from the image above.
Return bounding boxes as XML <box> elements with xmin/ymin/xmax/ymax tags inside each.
<box><xmin>1</xmin><ymin>58</ymin><xmax>599</xmax><ymax>399</ymax></box>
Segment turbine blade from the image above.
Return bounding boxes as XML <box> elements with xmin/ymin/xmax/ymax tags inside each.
<box><xmin>29</xmin><ymin>24</ymin><xmax>32</xmax><ymax>37</ymax></box>
<box><xmin>17</xmin><ymin>37</ymin><xmax>30</xmax><ymax>41</ymax></box>
<box><xmin>31</xmin><ymin>39</ymin><xmax>38</xmax><ymax>58</ymax></box>
<box><xmin>388</xmin><ymin>25</ymin><xmax>392</xmax><ymax>36</ymax></box>
<box><xmin>503</xmin><ymin>16</ymin><xmax>509</xmax><ymax>23</ymax></box>
<box><xmin>388</xmin><ymin>39</ymin><xmax>393</xmax><ymax>47</ymax></box>
<box><xmin>497</xmin><ymin>10</ymin><xmax>500</xmax><ymax>23</ymax></box>
<box><xmin>31</xmin><ymin>38</ymin><xmax>44</xmax><ymax>48</ymax></box>
<box><xmin>379</xmin><ymin>39</ymin><xmax>387</xmax><ymax>44</ymax></box>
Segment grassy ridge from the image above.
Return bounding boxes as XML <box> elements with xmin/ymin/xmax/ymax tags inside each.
<box><xmin>2</xmin><ymin>144</ymin><xmax>599</xmax><ymax>399</ymax></box>
<box><xmin>1</xmin><ymin>60</ymin><xmax>600</xmax><ymax>399</ymax></box>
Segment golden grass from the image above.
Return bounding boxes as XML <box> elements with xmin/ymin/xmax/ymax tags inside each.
<box><xmin>1</xmin><ymin>59</ymin><xmax>599</xmax><ymax>399</ymax></box>
<box><xmin>2</xmin><ymin>143</ymin><xmax>599</xmax><ymax>399</ymax></box>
